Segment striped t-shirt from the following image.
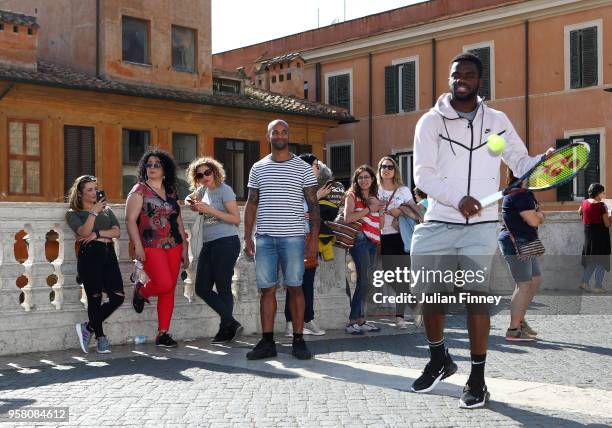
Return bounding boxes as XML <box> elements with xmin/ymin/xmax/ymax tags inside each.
<box><xmin>348</xmin><ymin>192</ymin><xmax>381</xmax><ymax>244</ymax></box>
<box><xmin>248</xmin><ymin>154</ymin><xmax>317</xmax><ymax>237</ymax></box>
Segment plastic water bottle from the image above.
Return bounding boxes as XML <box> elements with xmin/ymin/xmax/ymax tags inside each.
<box><xmin>133</xmin><ymin>335</ymin><xmax>146</xmax><ymax>345</ymax></box>
<box><xmin>130</xmin><ymin>260</ymin><xmax>144</xmax><ymax>283</ymax></box>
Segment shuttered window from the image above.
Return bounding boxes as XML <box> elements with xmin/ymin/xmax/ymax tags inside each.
<box><xmin>64</xmin><ymin>126</ymin><xmax>95</xmax><ymax>197</ymax></box>
<box><xmin>122</xmin><ymin>129</ymin><xmax>150</xmax><ymax>197</ymax></box>
<box><xmin>467</xmin><ymin>46</ymin><xmax>492</xmax><ymax>100</ymax></box>
<box><xmin>556</xmin><ymin>135</ymin><xmax>600</xmax><ymax>201</ymax></box>
<box><xmin>327</xmin><ymin>73</ymin><xmax>351</xmax><ymax>112</ymax></box>
<box><xmin>385</xmin><ymin>61</ymin><xmax>416</xmax><ymax>114</ymax></box>
<box><xmin>8</xmin><ymin>120</ymin><xmax>42</xmax><ymax>195</ymax></box>
<box><xmin>214</xmin><ymin>138</ymin><xmax>260</xmax><ymax>200</ymax></box>
<box><xmin>328</xmin><ymin>144</ymin><xmax>352</xmax><ymax>189</ymax></box>
<box><xmin>570</xmin><ymin>26</ymin><xmax>598</xmax><ymax>89</ymax></box>
<box><xmin>173</xmin><ymin>133</ymin><xmax>198</xmax><ymax>199</ymax></box>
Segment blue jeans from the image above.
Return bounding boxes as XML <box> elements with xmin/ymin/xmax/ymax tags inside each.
<box><xmin>582</xmin><ymin>263</ymin><xmax>605</xmax><ymax>289</ymax></box>
<box><xmin>255</xmin><ymin>235</ymin><xmax>305</xmax><ymax>288</ymax></box>
<box><xmin>348</xmin><ymin>233</ymin><xmax>377</xmax><ymax>321</ymax></box>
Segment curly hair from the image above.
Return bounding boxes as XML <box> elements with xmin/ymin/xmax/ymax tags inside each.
<box><xmin>137</xmin><ymin>149</ymin><xmax>178</xmax><ymax>193</ymax></box>
<box><xmin>348</xmin><ymin>164</ymin><xmax>378</xmax><ymax>202</ymax></box>
<box><xmin>186</xmin><ymin>157</ymin><xmax>226</xmax><ymax>190</ymax></box>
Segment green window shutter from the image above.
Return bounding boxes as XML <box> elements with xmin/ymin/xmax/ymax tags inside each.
<box><xmin>469</xmin><ymin>47</ymin><xmax>491</xmax><ymax>100</ymax></box>
<box><xmin>64</xmin><ymin>126</ymin><xmax>95</xmax><ymax>198</ymax></box>
<box><xmin>336</xmin><ymin>74</ymin><xmax>351</xmax><ymax>111</ymax></box>
<box><xmin>581</xmin><ymin>26</ymin><xmax>598</xmax><ymax>87</ymax></box>
<box><xmin>569</xmin><ymin>30</ymin><xmax>581</xmax><ymax>89</ymax></box>
<box><xmin>582</xmin><ymin>135</ymin><xmax>600</xmax><ymax>195</ymax></box>
<box><xmin>385</xmin><ymin>65</ymin><xmax>399</xmax><ymax>114</ymax></box>
<box><xmin>328</xmin><ymin>75</ymin><xmax>338</xmax><ymax>107</ymax></box>
<box><xmin>555</xmin><ymin>138</ymin><xmax>573</xmax><ymax>201</ymax></box>
<box><xmin>401</xmin><ymin>62</ymin><xmax>416</xmax><ymax>112</ymax></box>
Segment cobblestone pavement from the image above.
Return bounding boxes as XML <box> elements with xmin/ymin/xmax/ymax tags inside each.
<box><xmin>0</xmin><ymin>307</ymin><xmax>611</xmax><ymax>427</ymax></box>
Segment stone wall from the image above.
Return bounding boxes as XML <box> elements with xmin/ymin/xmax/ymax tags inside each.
<box><xmin>0</xmin><ymin>203</ymin><xmax>609</xmax><ymax>356</ymax></box>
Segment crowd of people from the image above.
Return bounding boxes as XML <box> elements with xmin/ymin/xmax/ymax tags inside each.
<box><xmin>64</xmin><ymin>52</ymin><xmax>610</xmax><ymax>409</ymax></box>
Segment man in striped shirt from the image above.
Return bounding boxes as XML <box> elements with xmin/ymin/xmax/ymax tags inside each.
<box><xmin>244</xmin><ymin>119</ymin><xmax>320</xmax><ymax>361</ymax></box>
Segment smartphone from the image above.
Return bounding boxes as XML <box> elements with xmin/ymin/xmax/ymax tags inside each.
<box><xmin>96</xmin><ymin>190</ymin><xmax>105</xmax><ymax>202</ymax></box>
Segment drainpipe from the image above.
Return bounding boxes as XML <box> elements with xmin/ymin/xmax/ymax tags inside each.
<box><xmin>96</xmin><ymin>0</ymin><xmax>101</xmax><ymax>78</ymax></box>
<box><xmin>368</xmin><ymin>52</ymin><xmax>372</xmax><ymax>165</ymax></box>
<box><xmin>431</xmin><ymin>38</ymin><xmax>436</xmax><ymax>106</ymax></box>
<box><xmin>0</xmin><ymin>82</ymin><xmax>15</xmax><ymax>100</ymax></box>
<box><xmin>524</xmin><ymin>20</ymin><xmax>529</xmax><ymax>150</ymax></box>
<box><xmin>315</xmin><ymin>62</ymin><xmax>321</xmax><ymax>102</ymax></box>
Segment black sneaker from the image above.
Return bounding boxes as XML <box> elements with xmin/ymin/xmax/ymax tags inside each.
<box><xmin>132</xmin><ymin>282</ymin><xmax>148</xmax><ymax>314</ymax></box>
<box><xmin>411</xmin><ymin>352</ymin><xmax>457</xmax><ymax>393</ymax></box>
<box><xmin>211</xmin><ymin>327</ymin><xmax>232</xmax><ymax>344</ymax></box>
<box><xmin>292</xmin><ymin>338</ymin><xmax>313</xmax><ymax>360</ymax></box>
<box><xmin>155</xmin><ymin>332</ymin><xmax>178</xmax><ymax>348</ymax></box>
<box><xmin>459</xmin><ymin>384</ymin><xmax>490</xmax><ymax>409</ymax></box>
<box><xmin>227</xmin><ymin>321</ymin><xmax>244</xmax><ymax>343</ymax></box>
<box><xmin>246</xmin><ymin>339</ymin><xmax>277</xmax><ymax>360</ymax></box>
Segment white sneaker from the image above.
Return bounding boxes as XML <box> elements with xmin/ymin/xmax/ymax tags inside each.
<box><xmin>304</xmin><ymin>321</ymin><xmax>325</xmax><ymax>336</ymax></box>
<box><xmin>592</xmin><ymin>288</ymin><xmax>606</xmax><ymax>294</ymax></box>
<box><xmin>395</xmin><ymin>317</ymin><xmax>409</xmax><ymax>330</ymax></box>
<box><xmin>358</xmin><ymin>321</ymin><xmax>381</xmax><ymax>332</ymax></box>
<box><xmin>579</xmin><ymin>283</ymin><xmax>592</xmax><ymax>292</ymax></box>
<box><xmin>345</xmin><ymin>323</ymin><xmax>364</xmax><ymax>335</ymax></box>
<box><xmin>285</xmin><ymin>322</ymin><xmax>293</xmax><ymax>337</ymax></box>
<box><xmin>412</xmin><ymin>313</ymin><xmax>423</xmax><ymax>328</ymax></box>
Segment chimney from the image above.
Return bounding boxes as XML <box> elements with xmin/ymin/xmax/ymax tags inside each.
<box><xmin>0</xmin><ymin>10</ymin><xmax>39</xmax><ymax>71</ymax></box>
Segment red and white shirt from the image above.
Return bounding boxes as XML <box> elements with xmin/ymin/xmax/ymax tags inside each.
<box><xmin>348</xmin><ymin>192</ymin><xmax>380</xmax><ymax>244</ymax></box>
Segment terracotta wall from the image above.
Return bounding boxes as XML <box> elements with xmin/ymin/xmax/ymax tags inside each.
<box><xmin>0</xmin><ymin>83</ymin><xmax>333</xmax><ymax>202</ymax></box>
<box><xmin>1</xmin><ymin>0</ymin><xmax>97</xmax><ymax>74</ymax></box>
<box><xmin>0</xmin><ymin>21</ymin><xmax>38</xmax><ymax>70</ymax></box>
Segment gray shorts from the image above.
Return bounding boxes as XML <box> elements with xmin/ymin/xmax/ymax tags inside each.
<box><xmin>410</xmin><ymin>222</ymin><xmax>498</xmax><ymax>294</ymax></box>
<box><xmin>498</xmin><ymin>236</ymin><xmax>542</xmax><ymax>283</ymax></box>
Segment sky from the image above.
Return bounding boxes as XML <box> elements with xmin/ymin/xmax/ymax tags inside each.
<box><xmin>211</xmin><ymin>0</ymin><xmax>425</xmax><ymax>53</ymax></box>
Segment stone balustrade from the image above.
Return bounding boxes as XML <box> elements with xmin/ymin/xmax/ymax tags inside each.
<box><xmin>0</xmin><ymin>203</ymin><xmax>608</xmax><ymax>356</ymax></box>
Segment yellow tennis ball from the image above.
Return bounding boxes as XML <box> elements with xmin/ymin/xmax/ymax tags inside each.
<box><xmin>487</xmin><ymin>134</ymin><xmax>506</xmax><ymax>155</ymax></box>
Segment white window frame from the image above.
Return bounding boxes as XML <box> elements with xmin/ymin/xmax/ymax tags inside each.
<box><xmin>564</xmin><ymin>19</ymin><xmax>603</xmax><ymax>92</ymax></box>
<box><xmin>392</xmin><ymin>148</ymin><xmax>414</xmax><ymax>189</ymax></box>
<box><xmin>564</xmin><ymin>127</ymin><xmax>606</xmax><ymax>201</ymax></box>
<box><xmin>463</xmin><ymin>41</ymin><xmax>495</xmax><ymax>101</ymax></box>
<box><xmin>324</xmin><ymin>68</ymin><xmax>353</xmax><ymax>114</ymax></box>
<box><xmin>325</xmin><ymin>140</ymin><xmax>354</xmax><ymax>179</ymax></box>
<box><xmin>392</xmin><ymin>56</ymin><xmax>420</xmax><ymax>113</ymax></box>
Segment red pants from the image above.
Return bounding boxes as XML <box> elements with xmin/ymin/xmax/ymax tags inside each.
<box><xmin>140</xmin><ymin>245</ymin><xmax>183</xmax><ymax>331</ymax></box>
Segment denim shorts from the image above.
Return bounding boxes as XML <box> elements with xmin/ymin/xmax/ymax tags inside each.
<box><xmin>498</xmin><ymin>236</ymin><xmax>542</xmax><ymax>283</ymax></box>
<box><xmin>255</xmin><ymin>235</ymin><xmax>305</xmax><ymax>288</ymax></box>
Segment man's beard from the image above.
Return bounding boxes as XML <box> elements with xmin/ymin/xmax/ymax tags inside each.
<box><xmin>451</xmin><ymin>85</ymin><xmax>479</xmax><ymax>102</ymax></box>
<box><xmin>271</xmin><ymin>140</ymin><xmax>288</xmax><ymax>150</ymax></box>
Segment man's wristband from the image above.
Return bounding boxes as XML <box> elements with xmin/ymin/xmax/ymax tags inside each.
<box><xmin>89</xmin><ymin>211</ymin><xmax>98</xmax><ymax>217</ymax></box>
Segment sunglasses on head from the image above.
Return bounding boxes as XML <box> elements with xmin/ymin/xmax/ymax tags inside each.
<box><xmin>380</xmin><ymin>164</ymin><xmax>395</xmax><ymax>171</ymax></box>
<box><xmin>145</xmin><ymin>162</ymin><xmax>162</xmax><ymax>169</ymax></box>
<box><xmin>195</xmin><ymin>169</ymin><xmax>214</xmax><ymax>179</ymax></box>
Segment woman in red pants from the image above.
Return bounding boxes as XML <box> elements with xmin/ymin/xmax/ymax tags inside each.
<box><xmin>126</xmin><ymin>149</ymin><xmax>189</xmax><ymax>347</ymax></box>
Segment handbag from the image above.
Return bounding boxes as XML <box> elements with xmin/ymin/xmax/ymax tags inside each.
<box><xmin>190</xmin><ymin>213</ymin><xmax>205</xmax><ymax>260</ymax></box>
<box><xmin>502</xmin><ymin>219</ymin><xmax>545</xmax><ymax>261</ymax></box>
<box><xmin>304</xmin><ymin>233</ymin><xmax>319</xmax><ymax>268</ymax></box>
<box><xmin>324</xmin><ymin>199</ymin><xmax>363</xmax><ymax>249</ymax></box>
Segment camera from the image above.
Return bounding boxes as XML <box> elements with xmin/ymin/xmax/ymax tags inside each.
<box><xmin>96</xmin><ymin>190</ymin><xmax>106</xmax><ymax>202</ymax></box>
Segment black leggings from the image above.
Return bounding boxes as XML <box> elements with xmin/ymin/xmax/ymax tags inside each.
<box><xmin>77</xmin><ymin>241</ymin><xmax>124</xmax><ymax>338</ymax></box>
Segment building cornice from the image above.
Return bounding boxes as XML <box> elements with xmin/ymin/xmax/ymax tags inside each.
<box><xmin>302</xmin><ymin>0</ymin><xmax>608</xmax><ymax>63</ymax></box>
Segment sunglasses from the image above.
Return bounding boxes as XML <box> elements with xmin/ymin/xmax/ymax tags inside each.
<box><xmin>145</xmin><ymin>162</ymin><xmax>162</xmax><ymax>169</ymax></box>
<box><xmin>195</xmin><ymin>169</ymin><xmax>214</xmax><ymax>179</ymax></box>
<box><xmin>380</xmin><ymin>164</ymin><xmax>395</xmax><ymax>171</ymax></box>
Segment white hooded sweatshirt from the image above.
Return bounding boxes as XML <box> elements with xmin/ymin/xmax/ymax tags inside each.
<box><xmin>413</xmin><ymin>93</ymin><xmax>541</xmax><ymax>225</ymax></box>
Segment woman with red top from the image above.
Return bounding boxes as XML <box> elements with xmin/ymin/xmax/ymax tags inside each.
<box><xmin>579</xmin><ymin>183</ymin><xmax>611</xmax><ymax>293</ymax></box>
<box><xmin>126</xmin><ymin>149</ymin><xmax>189</xmax><ymax>347</ymax></box>
<box><xmin>343</xmin><ymin>165</ymin><xmax>385</xmax><ymax>335</ymax></box>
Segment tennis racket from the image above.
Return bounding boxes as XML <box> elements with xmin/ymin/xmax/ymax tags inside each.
<box><xmin>479</xmin><ymin>142</ymin><xmax>590</xmax><ymax>207</ymax></box>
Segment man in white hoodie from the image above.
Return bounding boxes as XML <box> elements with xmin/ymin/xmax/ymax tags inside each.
<box><xmin>409</xmin><ymin>53</ymin><xmax>549</xmax><ymax>408</ymax></box>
